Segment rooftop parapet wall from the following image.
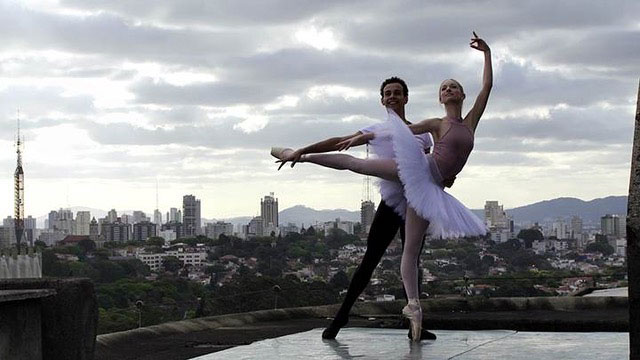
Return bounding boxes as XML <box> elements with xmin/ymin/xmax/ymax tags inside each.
<box><xmin>96</xmin><ymin>296</ymin><xmax>628</xmax><ymax>359</ymax></box>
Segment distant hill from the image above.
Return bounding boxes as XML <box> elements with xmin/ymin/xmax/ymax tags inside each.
<box><xmin>217</xmin><ymin>206</ymin><xmax>359</xmax><ymax>228</ymax></box>
<box><xmin>472</xmin><ymin>196</ymin><xmax>627</xmax><ymax>224</ymax></box>
<box><xmin>278</xmin><ymin>205</ymin><xmax>359</xmax><ymax>227</ymax></box>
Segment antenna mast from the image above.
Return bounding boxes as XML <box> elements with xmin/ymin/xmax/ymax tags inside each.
<box><xmin>14</xmin><ymin>111</ymin><xmax>25</xmax><ymax>247</ymax></box>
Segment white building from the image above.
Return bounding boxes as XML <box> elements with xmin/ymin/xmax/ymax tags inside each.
<box><xmin>280</xmin><ymin>223</ymin><xmax>300</xmax><ymax>236</ymax></box>
<box><xmin>75</xmin><ymin>211</ymin><xmax>91</xmax><ymax>236</ymax></box>
<box><xmin>153</xmin><ymin>210</ymin><xmax>162</xmax><ymax>226</ymax></box>
<box><xmin>322</xmin><ymin>218</ymin><xmax>355</xmax><ymax>235</ymax></box>
<box><xmin>136</xmin><ymin>248</ymin><xmax>207</xmax><ymax>272</ymax></box>
<box><xmin>205</xmin><ymin>221</ymin><xmax>234</xmax><ymax>240</ymax></box>
<box><xmin>551</xmin><ymin>218</ymin><xmax>570</xmax><ymax>239</ymax></box>
<box><xmin>490</xmin><ymin>228</ymin><xmax>511</xmax><ymax>243</ymax></box>
<box><xmin>158</xmin><ymin>229</ymin><xmax>177</xmax><ymax>243</ymax></box>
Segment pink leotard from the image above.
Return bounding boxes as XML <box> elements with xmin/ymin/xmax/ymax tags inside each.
<box><xmin>431</xmin><ymin>118</ymin><xmax>474</xmax><ymax>181</ymax></box>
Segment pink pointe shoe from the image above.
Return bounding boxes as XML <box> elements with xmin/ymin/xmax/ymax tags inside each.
<box><xmin>403</xmin><ymin>299</ymin><xmax>422</xmax><ymax>342</ymax></box>
<box><xmin>270</xmin><ymin>147</ymin><xmax>293</xmax><ymax>160</ymax></box>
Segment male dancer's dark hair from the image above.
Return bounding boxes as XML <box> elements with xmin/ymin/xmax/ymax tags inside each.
<box><xmin>379</xmin><ymin>76</ymin><xmax>409</xmax><ymax>98</ymax></box>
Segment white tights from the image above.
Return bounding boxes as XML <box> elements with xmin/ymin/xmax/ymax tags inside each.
<box><xmin>302</xmin><ymin>153</ymin><xmax>428</xmax><ymax>300</ymax></box>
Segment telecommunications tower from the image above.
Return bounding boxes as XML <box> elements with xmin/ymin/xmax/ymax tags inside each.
<box><xmin>14</xmin><ymin>114</ymin><xmax>25</xmax><ymax>247</ymax></box>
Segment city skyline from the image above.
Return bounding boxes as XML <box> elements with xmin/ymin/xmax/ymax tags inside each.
<box><xmin>0</xmin><ymin>1</ymin><xmax>638</xmax><ymax>219</ymax></box>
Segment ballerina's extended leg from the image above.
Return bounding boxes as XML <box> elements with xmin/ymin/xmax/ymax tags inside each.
<box><xmin>271</xmin><ymin>148</ymin><xmax>399</xmax><ymax>182</ymax></box>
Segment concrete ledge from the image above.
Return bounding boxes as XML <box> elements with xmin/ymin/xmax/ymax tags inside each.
<box><xmin>0</xmin><ymin>289</ymin><xmax>55</xmax><ymax>303</ymax></box>
<box><xmin>0</xmin><ymin>278</ymin><xmax>98</xmax><ymax>360</ymax></box>
<box><xmin>97</xmin><ymin>305</ymin><xmax>337</xmax><ymax>348</ymax></box>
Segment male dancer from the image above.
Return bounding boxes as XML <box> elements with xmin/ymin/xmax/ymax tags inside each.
<box><xmin>277</xmin><ymin>77</ymin><xmax>451</xmax><ymax>340</ymax></box>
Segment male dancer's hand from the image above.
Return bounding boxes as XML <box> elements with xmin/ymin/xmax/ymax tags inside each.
<box><xmin>276</xmin><ymin>149</ymin><xmax>303</xmax><ymax>170</ymax></box>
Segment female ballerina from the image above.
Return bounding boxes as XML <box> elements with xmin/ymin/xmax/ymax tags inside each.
<box><xmin>272</xmin><ymin>32</ymin><xmax>492</xmax><ymax>341</ymax></box>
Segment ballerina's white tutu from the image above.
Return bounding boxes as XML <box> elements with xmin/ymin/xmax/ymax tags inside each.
<box><xmin>370</xmin><ymin>109</ymin><xmax>487</xmax><ymax>239</ymax></box>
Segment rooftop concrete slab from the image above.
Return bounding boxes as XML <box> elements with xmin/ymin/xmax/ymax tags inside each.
<box><xmin>192</xmin><ymin>328</ymin><xmax>629</xmax><ymax>360</ymax></box>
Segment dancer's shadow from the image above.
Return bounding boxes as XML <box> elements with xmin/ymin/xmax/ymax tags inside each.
<box><xmin>323</xmin><ymin>337</ymin><xmax>429</xmax><ymax>359</ymax></box>
<box><xmin>322</xmin><ymin>339</ymin><xmax>362</xmax><ymax>359</ymax></box>
<box><xmin>403</xmin><ymin>341</ymin><xmax>423</xmax><ymax>359</ymax></box>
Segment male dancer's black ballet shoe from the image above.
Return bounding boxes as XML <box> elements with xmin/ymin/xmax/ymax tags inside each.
<box><xmin>408</xmin><ymin>328</ymin><xmax>437</xmax><ymax>341</ymax></box>
<box><xmin>321</xmin><ymin>317</ymin><xmax>348</xmax><ymax>339</ymax></box>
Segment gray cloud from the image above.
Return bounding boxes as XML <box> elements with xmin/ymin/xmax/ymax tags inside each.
<box><xmin>478</xmin><ymin>105</ymin><xmax>633</xmax><ymax>145</ymax></box>
<box><xmin>59</xmin><ymin>0</ymin><xmax>358</xmax><ymax>26</ymax></box>
<box><xmin>0</xmin><ymin>2</ymin><xmax>261</xmax><ymax>62</ymax></box>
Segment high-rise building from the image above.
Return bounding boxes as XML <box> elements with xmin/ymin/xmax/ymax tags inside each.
<box><xmin>133</xmin><ymin>221</ymin><xmax>157</xmax><ymax>241</ymax></box>
<box><xmin>24</xmin><ymin>215</ymin><xmax>36</xmax><ymax>246</ymax></box>
<box><xmin>484</xmin><ymin>201</ymin><xmax>508</xmax><ymax>228</ymax></box>
<box><xmin>101</xmin><ymin>219</ymin><xmax>131</xmax><ymax>242</ymax></box>
<box><xmin>52</xmin><ymin>209</ymin><xmax>74</xmax><ymax>235</ymax></box>
<box><xmin>183</xmin><ymin>195</ymin><xmax>201</xmax><ymax>237</ymax></box>
<box><xmin>0</xmin><ymin>226</ymin><xmax>16</xmax><ymax>247</ymax></box>
<box><xmin>247</xmin><ymin>217</ymin><xmax>264</xmax><ymax>238</ymax></box>
<box><xmin>107</xmin><ymin>209</ymin><xmax>118</xmax><ymax>223</ymax></box>
<box><xmin>551</xmin><ymin>218</ymin><xmax>570</xmax><ymax>239</ymax></box>
<box><xmin>154</xmin><ymin>209</ymin><xmax>162</xmax><ymax>226</ymax></box>
<box><xmin>132</xmin><ymin>211</ymin><xmax>148</xmax><ymax>224</ymax></box>
<box><xmin>75</xmin><ymin>211</ymin><xmax>91</xmax><ymax>235</ymax></box>
<box><xmin>169</xmin><ymin>208</ymin><xmax>179</xmax><ymax>222</ymax></box>
<box><xmin>570</xmin><ymin>216</ymin><xmax>583</xmax><ymax>239</ymax></box>
<box><xmin>360</xmin><ymin>200</ymin><xmax>375</xmax><ymax>234</ymax></box>
<box><xmin>162</xmin><ymin>221</ymin><xmax>185</xmax><ymax>239</ymax></box>
<box><xmin>47</xmin><ymin>211</ymin><xmax>58</xmax><ymax>230</ymax></box>
<box><xmin>601</xmin><ymin>214</ymin><xmax>623</xmax><ymax>238</ymax></box>
<box><xmin>322</xmin><ymin>218</ymin><xmax>355</xmax><ymax>235</ymax></box>
<box><xmin>205</xmin><ymin>221</ymin><xmax>234</xmax><ymax>240</ymax></box>
<box><xmin>261</xmin><ymin>193</ymin><xmax>278</xmax><ymax>236</ymax></box>
<box><xmin>89</xmin><ymin>218</ymin><xmax>99</xmax><ymax>242</ymax></box>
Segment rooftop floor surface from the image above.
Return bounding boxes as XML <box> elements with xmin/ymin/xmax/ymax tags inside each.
<box><xmin>191</xmin><ymin>328</ymin><xmax>629</xmax><ymax>360</ymax></box>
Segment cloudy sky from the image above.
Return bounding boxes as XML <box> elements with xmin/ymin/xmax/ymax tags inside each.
<box><xmin>0</xmin><ymin>0</ymin><xmax>638</xmax><ymax>220</ymax></box>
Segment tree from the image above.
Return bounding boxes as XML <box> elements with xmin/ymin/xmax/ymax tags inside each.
<box><xmin>162</xmin><ymin>256</ymin><xmax>183</xmax><ymax>273</ymax></box>
<box><xmin>92</xmin><ymin>259</ymin><xmax>127</xmax><ymax>283</ymax></box>
<box><xmin>517</xmin><ymin>229</ymin><xmax>543</xmax><ymax>248</ymax></box>
<box><xmin>304</xmin><ymin>226</ymin><xmax>316</xmax><ymax>236</ymax></box>
<box><xmin>146</xmin><ymin>237</ymin><xmax>165</xmax><ymax>247</ymax></box>
<box><xmin>118</xmin><ymin>259</ymin><xmax>151</xmax><ymax>277</ymax></box>
<box><xmin>586</xmin><ymin>242</ymin><xmax>614</xmax><ymax>256</ymax></box>
<box><xmin>481</xmin><ymin>255</ymin><xmax>495</xmax><ymax>267</ymax></box>
<box><xmin>78</xmin><ymin>239</ymin><xmax>97</xmax><ymax>255</ymax></box>
<box><xmin>330</xmin><ymin>271</ymin><xmax>350</xmax><ymax>289</ymax></box>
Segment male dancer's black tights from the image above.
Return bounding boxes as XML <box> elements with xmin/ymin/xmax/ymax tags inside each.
<box><xmin>323</xmin><ymin>200</ymin><xmax>429</xmax><ymax>339</ymax></box>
